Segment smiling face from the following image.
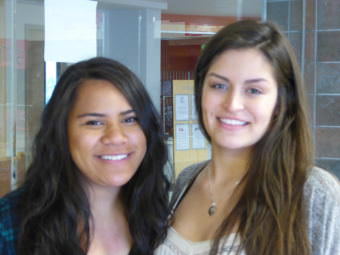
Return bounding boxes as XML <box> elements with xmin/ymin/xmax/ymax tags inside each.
<box><xmin>67</xmin><ymin>79</ymin><xmax>147</xmax><ymax>189</ymax></box>
<box><xmin>201</xmin><ymin>48</ymin><xmax>278</xmax><ymax>154</ymax></box>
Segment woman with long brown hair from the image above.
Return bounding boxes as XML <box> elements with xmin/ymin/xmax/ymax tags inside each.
<box><xmin>0</xmin><ymin>57</ymin><xmax>170</xmax><ymax>255</ymax></box>
<box><xmin>156</xmin><ymin>20</ymin><xmax>339</xmax><ymax>255</ymax></box>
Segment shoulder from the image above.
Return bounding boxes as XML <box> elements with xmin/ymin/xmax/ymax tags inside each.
<box><xmin>0</xmin><ymin>189</ymin><xmax>22</xmax><ymax>224</ymax></box>
<box><xmin>0</xmin><ymin>189</ymin><xmax>22</xmax><ymax>253</ymax></box>
<box><xmin>173</xmin><ymin>161</ymin><xmax>208</xmax><ymax>193</ymax></box>
<box><xmin>176</xmin><ymin>161</ymin><xmax>207</xmax><ymax>186</ymax></box>
<box><xmin>169</xmin><ymin>161</ymin><xmax>208</xmax><ymax>213</ymax></box>
<box><xmin>0</xmin><ymin>188</ymin><xmax>23</xmax><ymax>212</ymax></box>
<box><xmin>304</xmin><ymin>166</ymin><xmax>340</xmax><ymax>205</ymax></box>
<box><xmin>304</xmin><ymin>167</ymin><xmax>340</xmax><ymax>255</ymax></box>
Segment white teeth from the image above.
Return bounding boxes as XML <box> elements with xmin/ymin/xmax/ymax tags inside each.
<box><xmin>220</xmin><ymin>118</ymin><xmax>247</xmax><ymax>126</ymax></box>
<box><xmin>100</xmin><ymin>154</ymin><xmax>128</xmax><ymax>161</ymax></box>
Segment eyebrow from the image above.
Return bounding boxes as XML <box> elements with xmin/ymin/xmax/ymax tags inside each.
<box><xmin>76</xmin><ymin>109</ymin><xmax>135</xmax><ymax>118</ymax></box>
<box><xmin>208</xmin><ymin>73</ymin><xmax>230</xmax><ymax>83</ymax></box>
<box><xmin>208</xmin><ymin>72</ymin><xmax>269</xmax><ymax>84</ymax></box>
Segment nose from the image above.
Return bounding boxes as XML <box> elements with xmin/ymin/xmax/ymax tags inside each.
<box><xmin>223</xmin><ymin>90</ymin><xmax>244</xmax><ymax>112</ymax></box>
<box><xmin>101</xmin><ymin>123</ymin><xmax>128</xmax><ymax>145</ymax></box>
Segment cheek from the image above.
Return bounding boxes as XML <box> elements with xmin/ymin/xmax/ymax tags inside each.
<box><xmin>267</xmin><ymin>95</ymin><xmax>278</xmax><ymax>118</ymax></box>
<box><xmin>68</xmin><ymin>124</ymin><xmax>80</xmax><ymax>153</ymax></box>
<box><xmin>142</xmin><ymin>136</ymin><xmax>147</xmax><ymax>155</ymax></box>
<box><xmin>201</xmin><ymin>91</ymin><xmax>213</xmax><ymax>115</ymax></box>
<box><xmin>256</xmin><ymin>100</ymin><xmax>277</xmax><ymax>126</ymax></box>
<box><xmin>201</xmin><ymin>94</ymin><xmax>218</xmax><ymax>123</ymax></box>
<box><xmin>133</xmin><ymin>131</ymin><xmax>147</xmax><ymax>155</ymax></box>
<box><xmin>69</xmin><ymin>132</ymin><xmax>94</xmax><ymax>157</ymax></box>
<box><xmin>68</xmin><ymin>131</ymin><xmax>78</xmax><ymax>156</ymax></box>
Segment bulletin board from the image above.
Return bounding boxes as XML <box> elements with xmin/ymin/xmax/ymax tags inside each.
<box><xmin>172</xmin><ymin>80</ymin><xmax>210</xmax><ymax>176</ymax></box>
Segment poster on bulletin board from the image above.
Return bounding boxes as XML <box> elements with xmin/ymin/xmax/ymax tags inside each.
<box><xmin>172</xmin><ymin>80</ymin><xmax>210</xmax><ymax>176</ymax></box>
<box><xmin>175</xmin><ymin>124</ymin><xmax>190</xmax><ymax>150</ymax></box>
<box><xmin>175</xmin><ymin>95</ymin><xmax>189</xmax><ymax>121</ymax></box>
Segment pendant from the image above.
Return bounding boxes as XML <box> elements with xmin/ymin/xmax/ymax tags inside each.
<box><xmin>208</xmin><ymin>202</ymin><xmax>217</xmax><ymax>216</ymax></box>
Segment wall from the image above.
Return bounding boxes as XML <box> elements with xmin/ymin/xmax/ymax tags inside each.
<box><xmin>314</xmin><ymin>0</ymin><xmax>340</xmax><ymax>178</ymax></box>
<box><xmin>267</xmin><ymin>0</ymin><xmax>340</xmax><ymax>178</ymax></box>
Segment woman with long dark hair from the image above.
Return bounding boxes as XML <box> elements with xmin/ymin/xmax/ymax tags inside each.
<box><xmin>156</xmin><ymin>20</ymin><xmax>339</xmax><ymax>255</ymax></box>
<box><xmin>0</xmin><ymin>57</ymin><xmax>170</xmax><ymax>255</ymax></box>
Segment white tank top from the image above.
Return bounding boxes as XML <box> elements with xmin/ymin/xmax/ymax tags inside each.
<box><xmin>155</xmin><ymin>227</ymin><xmax>246</xmax><ymax>255</ymax></box>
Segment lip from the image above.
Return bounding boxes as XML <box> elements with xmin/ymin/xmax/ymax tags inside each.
<box><xmin>218</xmin><ymin>117</ymin><xmax>249</xmax><ymax>130</ymax></box>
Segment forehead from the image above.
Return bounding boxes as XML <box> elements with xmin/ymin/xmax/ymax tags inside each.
<box><xmin>71</xmin><ymin>79</ymin><xmax>132</xmax><ymax>111</ymax></box>
<box><xmin>206</xmin><ymin>48</ymin><xmax>275</xmax><ymax>78</ymax></box>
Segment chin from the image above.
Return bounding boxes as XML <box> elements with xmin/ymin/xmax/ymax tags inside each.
<box><xmin>216</xmin><ymin>142</ymin><xmax>252</xmax><ymax>152</ymax></box>
<box><xmin>110</xmin><ymin>175</ymin><xmax>135</xmax><ymax>187</ymax></box>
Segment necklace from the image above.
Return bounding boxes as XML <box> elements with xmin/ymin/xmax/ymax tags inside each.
<box><xmin>207</xmin><ymin>164</ymin><xmax>241</xmax><ymax>216</ymax></box>
<box><xmin>207</xmin><ymin>165</ymin><xmax>217</xmax><ymax>216</ymax></box>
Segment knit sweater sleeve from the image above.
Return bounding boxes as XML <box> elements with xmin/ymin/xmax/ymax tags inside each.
<box><xmin>304</xmin><ymin>167</ymin><xmax>340</xmax><ymax>255</ymax></box>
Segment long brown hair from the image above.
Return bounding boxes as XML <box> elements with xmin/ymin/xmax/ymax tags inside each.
<box><xmin>195</xmin><ymin>20</ymin><xmax>313</xmax><ymax>255</ymax></box>
<box><xmin>18</xmin><ymin>57</ymin><xmax>170</xmax><ymax>255</ymax></box>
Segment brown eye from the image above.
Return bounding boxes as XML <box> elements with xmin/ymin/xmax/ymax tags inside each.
<box><xmin>123</xmin><ymin>116</ymin><xmax>138</xmax><ymax>124</ymax></box>
<box><xmin>85</xmin><ymin>120</ymin><xmax>103</xmax><ymax>126</ymax></box>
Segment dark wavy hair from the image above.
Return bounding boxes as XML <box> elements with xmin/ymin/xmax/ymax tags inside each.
<box><xmin>17</xmin><ymin>57</ymin><xmax>170</xmax><ymax>255</ymax></box>
<box><xmin>195</xmin><ymin>20</ymin><xmax>313</xmax><ymax>255</ymax></box>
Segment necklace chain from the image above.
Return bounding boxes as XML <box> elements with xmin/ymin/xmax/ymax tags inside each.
<box><xmin>207</xmin><ymin>164</ymin><xmax>217</xmax><ymax>216</ymax></box>
<box><xmin>206</xmin><ymin>164</ymin><xmax>241</xmax><ymax>216</ymax></box>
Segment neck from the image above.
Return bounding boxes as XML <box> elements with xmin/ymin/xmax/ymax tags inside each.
<box><xmin>86</xmin><ymin>184</ymin><xmax>124</xmax><ymax>221</ymax></box>
<box><xmin>82</xmin><ymin>183</ymin><xmax>132</xmax><ymax>254</ymax></box>
<box><xmin>210</xmin><ymin>146</ymin><xmax>251</xmax><ymax>186</ymax></box>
